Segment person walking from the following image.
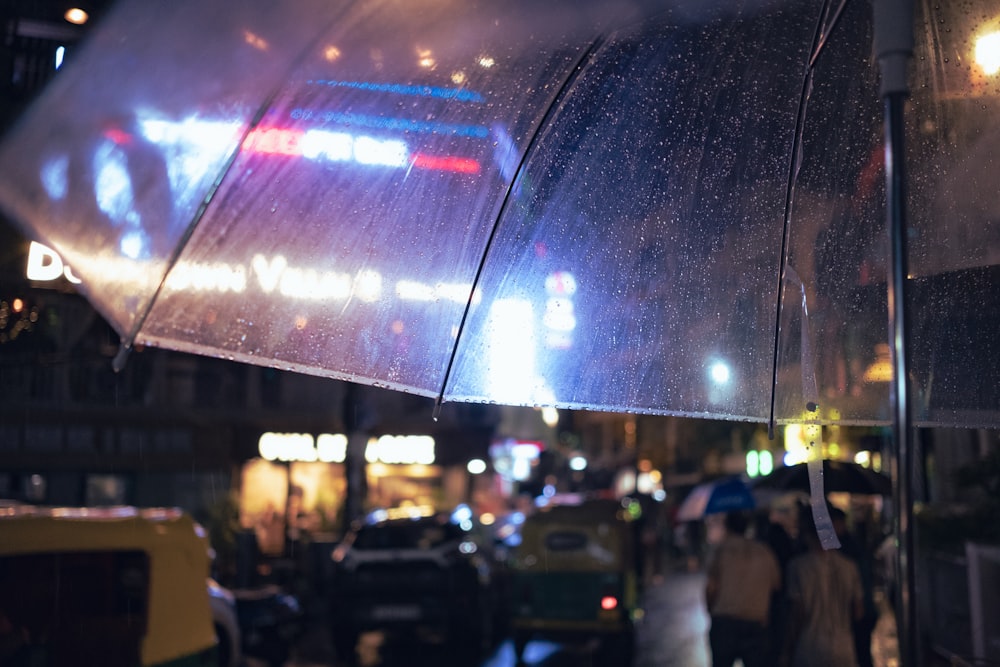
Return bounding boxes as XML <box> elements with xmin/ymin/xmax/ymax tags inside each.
<box><xmin>705</xmin><ymin>511</ymin><xmax>782</xmax><ymax>667</ymax></box>
<box><xmin>830</xmin><ymin>505</ymin><xmax>878</xmax><ymax>667</ymax></box>
<box><xmin>782</xmin><ymin>507</ymin><xmax>864</xmax><ymax>667</ymax></box>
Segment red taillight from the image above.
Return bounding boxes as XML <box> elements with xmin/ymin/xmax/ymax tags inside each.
<box><xmin>600</xmin><ymin>595</ymin><xmax>619</xmax><ymax>611</ymax></box>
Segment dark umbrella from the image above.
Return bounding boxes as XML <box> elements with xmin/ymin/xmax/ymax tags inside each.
<box><xmin>753</xmin><ymin>460</ymin><xmax>892</xmax><ymax>496</ymax></box>
<box><xmin>675</xmin><ymin>476</ymin><xmax>756</xmax><ymax>522</ymax></box>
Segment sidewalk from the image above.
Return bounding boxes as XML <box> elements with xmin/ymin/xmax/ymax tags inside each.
<box><xmin>871</xmin><ymin>589</ymin><xmax>900</xmax><ymax>667</ymax></box>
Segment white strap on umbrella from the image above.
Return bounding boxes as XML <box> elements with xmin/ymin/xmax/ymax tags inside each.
<box><xmin>786</xmin><ymin>265</ymin><xmax>840</xmax><ymax>551</ymax></box>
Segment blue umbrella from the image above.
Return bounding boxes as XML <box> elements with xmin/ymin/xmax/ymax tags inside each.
<box><xmin>675</xmin><ymin>477</ymin><xmax>755</xmax><ymax>522</ymax></box>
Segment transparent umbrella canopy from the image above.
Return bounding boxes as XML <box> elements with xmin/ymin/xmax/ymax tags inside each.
<box><xmin>0</xmin><ymin>0</ymin><xmax>998</xmax><ymax>429</ymax></box>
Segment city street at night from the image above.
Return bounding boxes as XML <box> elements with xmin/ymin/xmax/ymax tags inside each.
<box><xmin>283</xmin><ymin>563</ymin><xmax>902</xmax><ymax>667</ymax></box>
<box><xmin>283</xmin><ymin>565</ymin><xmax>712</xmax><ymax>667</ymax></box>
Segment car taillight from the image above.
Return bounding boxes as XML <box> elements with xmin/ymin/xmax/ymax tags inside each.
<box><xmin>600</xmin><ymin>595</ymin><xmax>619</xmax><ymax>611</ymax></box>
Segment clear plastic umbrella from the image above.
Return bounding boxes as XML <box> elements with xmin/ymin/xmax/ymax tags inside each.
<box><xmin>2</xmin><ymin>0</ymin><xmax>996</xmax><ymax>432</ymax></box>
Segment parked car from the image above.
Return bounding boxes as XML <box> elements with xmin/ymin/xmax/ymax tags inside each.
<box><xmin>328</xmin><ymin>505</ymin><xmax>502</xmax><ymax>663</ymax></box>
<box><xmin>508</xmin><ymin>495</ymin><xmax>640</xmax><ymax>666</ymax></box>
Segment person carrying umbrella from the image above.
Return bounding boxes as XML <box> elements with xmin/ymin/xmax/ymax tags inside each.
<box><xmin>704</xmin><ymin>510</ymin><xmax>782</xmax><ymax>667</ymax></box>
<box><xmin>780</xmin><ymin>507</ymin><xmax>864</xmax><ymax>667</ymax></box>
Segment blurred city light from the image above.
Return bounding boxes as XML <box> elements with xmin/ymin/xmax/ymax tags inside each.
<box><xmin>975</xmin><ymin>31</ymin><xmax>1000</xmax><ymax>75</ymax></box>
<box><xmin>63</xmin><ymin>8</ymin><xmax>89</xmax><ymax>24</ymax></box>
<box><xmin>709</xmin><ymin>360</ymin><xmax>731</xmax><ymax>385</ymax></box>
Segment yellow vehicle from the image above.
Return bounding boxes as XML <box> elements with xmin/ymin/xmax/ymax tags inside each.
<box><xmin>507</xmin><ymin>495</ymin><xmax>641</xmax><ymax>666</ymax></box>
<box><xmin>0</xmin><ymin>505</ymin><xmax>219</xmax><ymax>667</ymax></box>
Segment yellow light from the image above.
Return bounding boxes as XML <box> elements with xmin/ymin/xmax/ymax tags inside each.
<box><xmin>451</xmin><ymin>71</ymin><xmax>466</xmax><ymax>85</ymax></box>
<box><xmin>243</xmin><ymin>30</ymin><xmax>269</xmax><ymax>51</ymax></box>
<box><xmin>976</xmin><ymin>31</ymin><xmax>1000</xmax><ymax>75</ymax></box>
<box><xmin>478</xmin><ymin>56</ymin><xmax>495</xmax><ymax>68</ymax></box>
<box><xmin>863</xmin><ymin>343</ymin><xmax>893</xmax><ymax>383</ymax></box>
<box><xmin>64</xmin><ymin>8</ymin><xmax>88</xmax><ymax>24</ymax></box>
<box><xmin>323</xmin><ymin>46</ymin><xmax>341</xmax><ymax>62</ymax></box>
<box><xmin>11</xmin><ymin>298</ymin><xmax>23</xmax><ymax>313</ymax></box>
<box><xmin>855</xmin><ymin>450</ymin><xmax>871</xmax><ymax>467</ymax></box>
<box><xmin>417</xmin><ymin>47</ymin><xmax>435</xmax><ymax>69</ymax></box>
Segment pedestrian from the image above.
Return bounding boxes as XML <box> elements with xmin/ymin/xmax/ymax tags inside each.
<box><xmin>830</xmin><ymin>505</ymin><xmax>878</xmax><ymax>667</ymax></box>
<box><xmin>705</xmin><ymin>510</ymin><xmax>782</xmax><ymax>667</ymax></box>
<box><xmin>781</xmin><ymin>507</ymin><xmax>864</xmax><ymax>667</ymax></box>
<box><xmin>760</xmin><ymin>496</ymin><xmax>807</xmax><ymax>665</ymax></box>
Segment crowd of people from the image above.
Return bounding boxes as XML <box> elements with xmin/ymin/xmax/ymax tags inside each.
<box><xmin>700</xmin><ymin>497</ymin><xmax>884</xmax><ymax>667</ymax></box>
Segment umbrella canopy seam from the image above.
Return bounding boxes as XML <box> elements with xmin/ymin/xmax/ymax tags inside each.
<box><xmin>768</xmin><ymin>0</ymin><xmax>851</xmax><ymax>439</ymax></box>
<box><xmin>433</xmin><ymin>34</ymin><xmax>608</xmax><ymax>418</ymax></box>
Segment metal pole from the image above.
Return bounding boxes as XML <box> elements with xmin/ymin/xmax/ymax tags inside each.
<box><xmin>873</xmin><ymin>0</ymin><xmax>917</xmax><ymax>664</ymax></box>
<box><xmin>884</xmin><ymin>91</ymin><xmax>919</xmax><ymax>667</ymax></box>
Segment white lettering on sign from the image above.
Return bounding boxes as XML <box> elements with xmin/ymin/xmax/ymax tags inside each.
<box><xmin>258</xmin><ymin>432</ymin><xmax>434</xmax><ymax>465</ymax></box>
<box><xmin>27</xmin><ymin>243</ymin><xmax>471</xmax><ymax>308</ymax></box>
<box><xmin>316</xmin><ymin>433</ymin><xmax>348</xmax><ymax>462</ymax></box>
<box><xmin>259</xmin><ymin>432</ymin><xmax>320</xmax><ymax>462</ymax></box>
<box><xmin>165</xmin><ymin>261</ymin><xmax>247</xmax><ymax>293</ymax></box>
<box><xmin>252</xmin><ymin>254</ymin><xmax>287</xmax><ymax>293</ymax></box>
<box><xmin>26</xmin><ymin>242</ymin><xmax>82</xmax><ymax>284</ymax></box>
<box><xmin>365</xmin><ymin>434</ymin><xmax>435</xmax><ymax>465</ymax></box>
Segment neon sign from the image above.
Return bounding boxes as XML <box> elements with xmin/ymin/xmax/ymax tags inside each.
<box><xmin>289</xmin><ymin>109</ymin><xmax>489</xmax><ymax>139</ymax></box>
<box><xmin>305</xmin><ymin>79</ymin><xmax>486</xmax><ymax>103</ymax></box>
<box><xmin>242</xmin><ymin>126</ymin><xmax>480</xmax><ymax>174</ymax></box>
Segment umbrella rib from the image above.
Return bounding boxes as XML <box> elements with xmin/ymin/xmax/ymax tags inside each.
<box><xmin>432</xmin><ymin>35</ymin><xmax>608</xmax><ymax>418</ymax></box>
<box><xmin>808</xmin><ymin>0</ymin><xmax>851</xmax><ymax>69</ymax></box>
<box><xmin>767</xmin><ymin>0</ymin><xmax>845</xmax><ymax>437</ymax></box>
<box><xmin>112</xmin><ymin>8</ymin><xmax>354</xmax><ymax>373</ymax></box>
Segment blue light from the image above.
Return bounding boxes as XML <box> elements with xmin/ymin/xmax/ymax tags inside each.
<box><xmin>306</xmin><ymin>79</ymin><xmax>485</xmax><ymax>103</ymax></box>
<box><xmin>451</xmin><ymin>503</ymin><xmax>473</xmax><ymax>524</ymax></box>
<box><xmin>119</xmin><ymin>231</ymin><xmax>147</xmax><ymax>260</ymax></box>
<box><xmin>290</xmin><ymin>109</ymin><xmax>489</xmax><ymax>138</ymax></box>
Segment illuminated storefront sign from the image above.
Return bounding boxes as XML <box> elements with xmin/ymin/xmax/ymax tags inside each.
<box><xmin>257</xmin><ymin>431</ymin><xmax>435</xmax><ymax>464</ymax></box>
<box><xmin>26</xmin><ymin>242</ymin><xmax>476</xmax><ymax>305</ymax></box>
<box><xmin>25</xmin><ymin>241</ymin><xmax>81</xmax><ymax>284</ymax></box>
<box><xmin>258</xmin><ymin>432</ymin><xmax>348</xmax><ymax>463</ymax></box>
<box><xmin>364</xmin><ymin>434</ymin><xmax>435</xmax><ymax>465</ymax></box>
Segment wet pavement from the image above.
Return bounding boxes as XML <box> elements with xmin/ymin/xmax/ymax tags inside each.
<box><xmin>281</xmin><ymin>560</ymin><xmax>901</xmax><ymax>667</ymax></box>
